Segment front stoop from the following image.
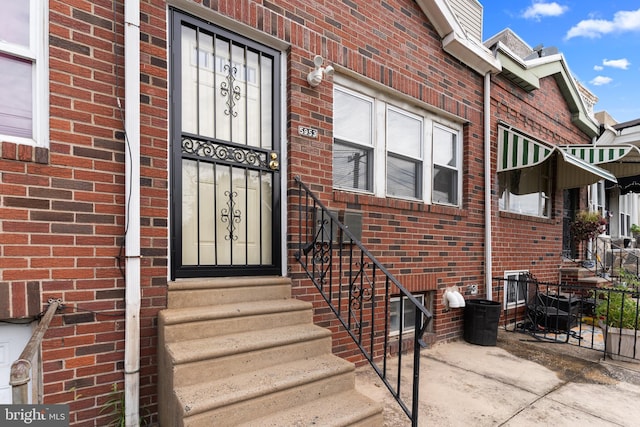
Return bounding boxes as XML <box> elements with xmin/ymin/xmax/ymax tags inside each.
<box><xmin>158</xmin><ymin>276</ymin><xmax>384</xmax><ymax>427</ymax></box>
<box><xmin>559</xmin><ymin>263</ymin><xmax>610</xmax><ymax>288</ymax></box>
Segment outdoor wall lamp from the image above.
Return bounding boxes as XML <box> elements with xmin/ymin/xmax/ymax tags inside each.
<box><xmin>307</xmin><ymin>55</ymin><xmax>334</xmax><ymax>87</ymax></box>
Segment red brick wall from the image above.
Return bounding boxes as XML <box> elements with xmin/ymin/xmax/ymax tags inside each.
<box><xmin>277</xmin><ymin>0</ymin><xmax>486</xmax><ymax>357</ymax></box>
<box><xmin>1</xmin><ymin>1</ymin><xmax>168</xmax><ymax>425</ymax></box>
<box><xmin>1</xmin><ymin>0</ymin><xmax>490</xmax><ymax>424</ymax></box>
<box><xmin>490</xmin><ymin>74</ymin><xmax>594</xmax><ymax>284</ymax></box>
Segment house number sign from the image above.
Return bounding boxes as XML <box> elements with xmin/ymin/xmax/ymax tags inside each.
<box><xmin>298</xmin><ymin>125</ymin><xmax>318</xmax><ymax>138</ymax></box>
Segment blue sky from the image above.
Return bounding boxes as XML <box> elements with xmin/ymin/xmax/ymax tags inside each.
<box><xmin>482</xmin><ymin>1</ymin><xmax>640</xmax><ymax>124</ymax></box>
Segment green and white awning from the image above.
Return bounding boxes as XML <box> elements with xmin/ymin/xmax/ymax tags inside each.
<box><xmin>498</xmin><ymin>125</ymin><xmax>617</xmax><ymax>189</ymax></box>
<box><xmin>561</xmin><ymin>144</ymin><xmax>640</xmax><ymax>178</ymax></box>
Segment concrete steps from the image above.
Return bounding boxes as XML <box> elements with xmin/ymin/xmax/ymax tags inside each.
<box><xmin>158</xmin><ymin>276</ymin><xmax>383</xmax><ymax>427</ymax></box>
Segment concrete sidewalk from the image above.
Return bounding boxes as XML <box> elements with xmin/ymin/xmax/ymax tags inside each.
<box><xmin>355</xmin><ymin>330</ymin><xmax>640</xmax><ymax>426</ymax></box>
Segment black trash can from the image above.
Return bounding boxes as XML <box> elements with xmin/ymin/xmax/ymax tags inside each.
<box><xmin>464</xmin><ymin>299</ymin><xmax>501</xmax><ymax>346</ymax></box>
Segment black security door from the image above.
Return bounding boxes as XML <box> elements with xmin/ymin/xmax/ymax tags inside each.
<box><xmin>170</xmin><ymin>10</ymin><xmax>281</xmax><ymax>278</ymax></box>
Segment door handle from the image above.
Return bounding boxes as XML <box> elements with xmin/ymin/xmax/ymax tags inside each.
<box><xmin>269</xmin><ymin>152</ymin><xmax>279</xmax><ymax>170</ymax></box>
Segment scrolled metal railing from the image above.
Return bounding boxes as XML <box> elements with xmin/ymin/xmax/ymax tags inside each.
<box><xmin>292</xmin><ymin>176</ymin><xmax>433</xmax><ymax>427</ymax></box>
<box><xmin>10</xmin><ymin>298</ymin><xmax>62</xmax><ymax>404</ymax></box>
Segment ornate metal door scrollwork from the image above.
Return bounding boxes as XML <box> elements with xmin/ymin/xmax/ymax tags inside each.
<box><xmin>220</xmin><ymin>63</ymin><xmax>241</xmax><ymax>117</ymax></box>
<box><xmin>221</xmin><ymin>190</ymin><xmax>241</xmax><ymax>241</ymax></box>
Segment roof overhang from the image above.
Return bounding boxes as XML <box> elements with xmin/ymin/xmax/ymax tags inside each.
<box><xmin>415</xmin><ymin>0</ymin><xmax>501</xmax><ymax>75</ymax></box>
<box><xmin>489</xmin><ymin>41</ymin><xmax>599</xmax><ymax>137</ymax></box>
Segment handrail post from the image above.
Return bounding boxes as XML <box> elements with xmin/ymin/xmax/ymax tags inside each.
<box><xmin>411</xmin><ymin>305</ymin><xmax>422</xmax><ymax>427</ymax></box>
<box><xmin>10</xmin><ymin>299</ymin><xmax>61</xmax><ymax>404</ymax></box>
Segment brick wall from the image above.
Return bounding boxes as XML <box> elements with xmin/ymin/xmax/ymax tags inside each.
<box><xmin>1</xmin><ymin>1</ymin><xmax>168</xmax><ymax>425</ymax></box>
<box><xmin>0</xmin><ymin>0</ymin><xmax>521</xmax><ymax>424</ymax></box>
<box><xmin>276</xmin><ymin>0</ymin><xmax>486</xmax><ymax>357</ymax></box>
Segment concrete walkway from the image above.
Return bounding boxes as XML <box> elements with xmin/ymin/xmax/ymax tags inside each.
<box><xmin>355</xmin><ymin>330</ymin><xmax>640</xmax><ymax>426</ymax></box>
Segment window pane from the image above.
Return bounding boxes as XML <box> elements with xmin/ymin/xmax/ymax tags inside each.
<box><xmin>260</xmin><ymin>56</ymin><xmax>273</xmax><ymax>149</ymax></box>
<box><xmin>181</xmin><ymin>25</ymin><xmax>198</xmax><ymax>134</ymax></box>
<box><xmin>387</xmin><ymin>108</ymin><xmax>421</xmax><ymax>158</ymax></box>
<box><xmin>333</xmin><ymin>141</ymin><xmax>371</xmax><ymax>191</ymax></box>
<box><xmin>390</xmin><ymin>296</ymin><xmax>424</xmax><ymax>335</ymax></box>
<box><xmin>387</xmin><ymin>155</ymin><xmax>419</xmax><ymax>198</ymax></box>
<box><xmin>0</xmin><ymin>54</ymin><xmax>32</xmax><ymax>139</ymax></box>
<box><xmin>334</xmin><ymin>89</ymin><xmax>372</xmax><ymax>145</ymax></box>
<box><xmin>433</xmin><ymin>165</ymin><xmax>457</xmax><ymax>204</ymax></box>
<box><xmin>390</xmin><ymin>300</ymin><xmax>400</xmax><ymax>332</ymax></box>
<box><xmin>0</xmin><ymin>0</ymin><xmax>30</xmax><ymax>47</ymax></box>
<box><xmin>498</xmin><ymin>165</ymin><xmax>550</xmax><ymax>218</ymax></box>
<box><xmin>433</xmin><ymin>126</ymin><xmax>456</xmax><ymax>167</ymax></box>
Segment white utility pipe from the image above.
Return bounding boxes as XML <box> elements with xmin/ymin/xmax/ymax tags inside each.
<box><xmin>484</xmin><ymin>72</ymin><xmax>493</xmax><ymax>300</ymax></box>
<box><xmin>124</xmin><ymin>0</ymin><xmax>141</xmax><ymax>425</ymax></box>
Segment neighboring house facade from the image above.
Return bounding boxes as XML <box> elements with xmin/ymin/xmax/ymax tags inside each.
<box><xmin>484</xmin><ymin>30</ymin><xmax>617</xmax><ymax>296</ymax></box>
<box><xmin>593</xmin><ymin>114</ymin><xmax>640</xmax><ymax>244</ymax></box>
<box><xmin>1</xmin><ymin>0</ymin><xmax>505</xmax><ymax>424</ymax></box>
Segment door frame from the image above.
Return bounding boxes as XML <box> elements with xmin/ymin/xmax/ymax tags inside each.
<box><xmin>168</xmin><ymin>8</ymin><xmax>287</xmax><ymax>279</ymax></box>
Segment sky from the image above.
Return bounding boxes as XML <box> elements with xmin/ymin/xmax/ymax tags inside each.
<box><xmin>482</xmin><ymin>1</ymin><xmax>640</xmax><ymax>124</ymax></box>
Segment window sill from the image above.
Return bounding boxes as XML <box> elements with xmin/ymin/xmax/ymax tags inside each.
<box><xmin>333</xmin><ymin>189</ymin><xmax>466</xmax><ymax>218</ymax></box>
<box><xmin>499</xmin><ymin>210</ymin><xmax>553</xmax><ymax>224</ymax></box>
<box><xmin>1</xmin><ymin>141</ymin><xmax>49</xmax><ymax>164</ymax></box>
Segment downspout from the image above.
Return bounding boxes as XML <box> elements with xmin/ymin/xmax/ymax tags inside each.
<box><xmin>484</xmin><ymin>72</ymin><xmax>493</xmax><ymax>300</ymax></box>
<box><xmin>124</xmin><ymin>0</ymin><xmax>141</xmax><ymax>425</ymax></box>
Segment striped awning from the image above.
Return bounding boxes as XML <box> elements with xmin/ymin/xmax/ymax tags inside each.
<box><xmin>498</xmin><ymin>125</ymin><xmax>617</xmax><ymax>189</ymax></box>
<box><xmin>561</xmin><ymin>144</ymin><xmax>640</xmax><ymax>178</ymax></box>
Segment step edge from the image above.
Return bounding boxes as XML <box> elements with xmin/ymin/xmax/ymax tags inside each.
<box><xmin>177</xmin><ymin>355</ymin><xmax>355</xmax><ymax>417</ymax></box>
<box><xmin>166</xmin><ymin>324</ymin><xmax>331</xmax><ymax>364</ymax></box>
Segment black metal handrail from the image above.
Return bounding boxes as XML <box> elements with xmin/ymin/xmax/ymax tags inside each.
<box><xmin>292</xmin><ymin>176</ymin><xmax>433</xmax><ymax>426</ymax></box>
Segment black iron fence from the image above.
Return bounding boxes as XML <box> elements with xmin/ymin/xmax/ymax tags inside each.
<box><xmin>292</xmin><ymin>177</ymin><xmax>433</xmax><ymax>427</ymax></box>
<box><xmin>494</xmin><ymin>275</ymin><xmax>640</xmax><ymax>362</ymax></box>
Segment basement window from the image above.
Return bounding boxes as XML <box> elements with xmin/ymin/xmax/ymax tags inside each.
<box><xmin>390</xmin><ymin>292</ymin><xmax>433</xmax><ymax>336</ymax></box>
<box><xmin>504</xmin><ymin>270</ymin><xmax>529</xmax><ymax>308</ymax></box>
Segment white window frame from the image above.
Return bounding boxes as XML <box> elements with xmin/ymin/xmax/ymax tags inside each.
<box><xmin>499</xmin><ymin>164</ymin><xmax>551</xmax><ymax>218</ymax></box>
<box><xmin>619</xmin><ymin>193</ymin><xmax>632</xmax><ymax>238</ymax></box>
<box><xmin>432</xmin><ymin>123</ymin><xmax>462</xmax><ymax>206</ymax></box>
<box><xmin>0</xmin><ymin>0</ymin><xmax>48</xmax><ymax>148</ymax></box>
<box><xmin>386</xmin><ymin>105</ymin><xmax>423</xmax><ymax>199</ymax></box>
<box><xmin>389</xmin><ymin>294</ymin><xmax>425</xmax><ymax>336</ymax></box>
<box><xmin>332</xmin><ymin>86</ymin><xmax>375</xmax><ymax>192</ymax></box>
<box><xmin>504</xmin><ymin>270</ymin><xmax>529</xmax><ymax>309</ymax></box>
<box><xmin>332</xmin><ymin>79</ymin><xmax>463</xmax><ymax>207</ymax></box>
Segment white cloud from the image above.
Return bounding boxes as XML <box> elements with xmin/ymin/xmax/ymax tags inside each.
<box><xmin>566</xmin><ymin>8</ymin><xmax>640</xmax><ymax>39</ymax></box>
<box><xmin>593</xmin><ymin>65</ymin><xmax>604</xmax><ymax>71</ymax></box>
<box><xmin>590</xmin><ymin>76</ymin><xmax>613</xmax><ymax>86</ymax></box>
<box><xmin>522</xmin><ymin>2</ymin><xmax>569</xmax><ymax>20</ymax></box>
<box><xmin>603</xmin><ymin>58</ymin><xmax>630</xmax><ymax>70</ymax></box>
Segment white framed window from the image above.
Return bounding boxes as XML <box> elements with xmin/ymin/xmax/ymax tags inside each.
<box><xmin>499</xmin><ymin>163</ymin><xmax>551</xmax><ymax>218</ymax></box>
<box><xmin>619</xmin><ymin>193</ymin><xmax>632</xmax><ymax>238</ymax></box>
<box><xmin>386</xmin><ymin>106</ymin><xmax>423</xmax><ymax>198</ymax></box>
<box><xmin>432</xmin><ymin>124</ymin><xmax>460</xmax><ymax>205</ymax></box>
<box><xmin>504</xmin><ymin>270</ymin><xmax>529</xmax><ymax>308</ymax></box>
<box><xmin>332</xmin><ymin>81</ymin><xmax>463</xmax><ymax>206</ymax></box>
<box><xmin>0</xmin><ymin>0</ymin><xmax>48</xmax><ymax>147</ymax></box>
<box><xmin>333</xmin><ymin>86</ymin><xmax>374</xmax><ymax>192</ymax></box>
<box><xmin>390</xmin><ymin>293</ymin><xmax>433</xmax><ymax>336</ymax></box>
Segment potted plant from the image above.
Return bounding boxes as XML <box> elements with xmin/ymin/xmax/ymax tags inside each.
<box><xmin>570</xmin><ymin>210</ymin><xmax>606</xmax><ymax>266</ymax></box>
<box><xmin>595</xmin><ymin>273</ymin><xmax>640</xmax><ymax>362</ymax></box>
